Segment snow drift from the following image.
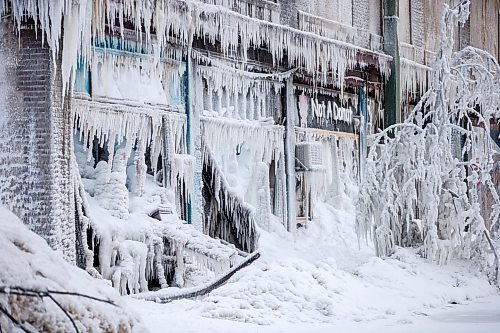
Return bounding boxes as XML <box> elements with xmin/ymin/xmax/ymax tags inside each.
<box><xmin>0</xmin><ymin>207</ymin><xmax>147</xmax><ymax>332</ymax></box>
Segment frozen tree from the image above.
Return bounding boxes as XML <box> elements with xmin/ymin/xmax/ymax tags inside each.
<box><xmin>357</xmin><ymin>1</ymin><xmax>500</xmax><ymax>281</ymax></box>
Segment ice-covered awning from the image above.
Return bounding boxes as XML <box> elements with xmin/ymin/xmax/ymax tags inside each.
<box><xmin>4</xmin><ymin>0</ymin><xmax>392</xmax><ymax>96</ymax></box>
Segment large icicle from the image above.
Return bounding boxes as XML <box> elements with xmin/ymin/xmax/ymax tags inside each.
<box><xmin>400</xmin><ymin>58</ymin><xmax>431</xmax><ymax>103</ymax></box>
<box><xmin>202</xmin><ymin>144</ymin><xmax>259</xmax><ymax>253</ymax></box>
<box><xmin>72</xmin><ymin>96</ymin><xmax>186</xmax><ymax>176</ymax></box>
<box><xmin>201</xmin><ymin>117</ymin><xmax>285</xmax><ymax>167</ymax></box>
<box><xmin>3</xmin><ymin>0</ymin><xmax>391</xmax><ymax>98</ymax></box>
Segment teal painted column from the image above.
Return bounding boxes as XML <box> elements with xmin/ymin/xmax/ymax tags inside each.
<box><xmin>184</xmin><ymin>56</ymin><xmax>193</xmax><ymax>226</ymax></box>
<box><xmin>185</xmin><ymin>53</ymin><xmax>203</xmax><ymax>231</ymax></box>
<box><xmin>284</xmin><ymin>76</ymin><xmax>296</xmax><ymax>232</ymax></box>
<box><xmin>358</xmin><ymin>85</ymin><xmax>368</xmax><ymax>180</ymax></box>
<box><xmin>383</xmin><ymin>0</ymin><xmax>401</xmax><ymax>129</ymax></box>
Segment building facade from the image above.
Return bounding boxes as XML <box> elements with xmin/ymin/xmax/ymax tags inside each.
<box><xmin>0</xmin><ymin>0</ymin><xmax>498</xmax><ymax>293</ymax></box>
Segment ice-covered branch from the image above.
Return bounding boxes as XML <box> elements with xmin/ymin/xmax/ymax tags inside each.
<box><xmin>357</xmin><ymin>1</ymin><xmax>500</xmax><ymax>283</ymax></box>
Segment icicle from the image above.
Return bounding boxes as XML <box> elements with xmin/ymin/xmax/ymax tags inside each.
<box><xmin>4</xmin><ymin>0</ymin><xmax>392</xmax><ymax>101</ymax></box>
<box><xmin>72</xmin><ymin>96</ymin><xmax>186</xmax><ymax>172</ymax></box>
<box><xmin>201</xmin><ymin>117</ymin><xmax>285</xmax><ymax>168</ymax></box>
<box><xmin>400</xmin><ymin>58</ymin><xmax>431</xmax><ymax>103</ymax></box>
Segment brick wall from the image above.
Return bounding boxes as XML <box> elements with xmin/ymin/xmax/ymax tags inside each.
<box><xmin>353</xmin><ymin>0</ymin><xmax>370</xmax><ymax>49</ymax></box>
<box><xmin>0</xmin><ymin>22</ymin><xmax>76</xmax><ymax>263</ymax></box>
<box><xmin>279</xmin><ymin>0</ymin><xmax>298</xmax><ymax>28</ymax></box>
<box><xmin>410</xmin><ymin>0</ymin><xmax>425</xmax><ymax>63</ymax></box>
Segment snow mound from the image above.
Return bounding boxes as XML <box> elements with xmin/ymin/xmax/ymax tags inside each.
<box><xmin>193</xmin><ymin>202</ymin><xmax>497</xmax><ymax>325</ymax></box>
<box><xmin>0</xmin><ymin>207</ymin><xmax>147</xmax><ymax>332</ymax></box>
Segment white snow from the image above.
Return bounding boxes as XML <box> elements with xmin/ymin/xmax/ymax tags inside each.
<box><xmin>0</xmin><ymin>206</ymin><xmax>147</xmax><ymax>332</ymax></box>
<box><xmin>126</xmin><ymin>198</ymin><xmax>499</xmax><ymax>331</ymax></box>
<box><xmin>129</xmin><ymin>295</ymin><xmax>500</xmax><ymax>333</ymax></box>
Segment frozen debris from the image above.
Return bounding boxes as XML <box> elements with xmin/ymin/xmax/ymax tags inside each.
<box><xmin>0</xmin><ymin>206</ymin><xmax>147</xmax><ymax>332</ymax></box>
<box><xmin>133</xmin><ymin>251</ymin><xmax>261</xmax><ymax>303</ymax></box>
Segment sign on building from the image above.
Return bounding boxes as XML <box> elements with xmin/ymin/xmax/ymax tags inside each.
<box><xmin>296</xmin><ymin>91</ymin><xmax>356</xmax><ymax>133</ymax></box>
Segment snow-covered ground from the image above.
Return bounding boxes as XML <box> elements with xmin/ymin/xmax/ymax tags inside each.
<box><xmin>127</xmin><ymin>197</ymin><xmax>500</xmax><ymax>332</ymax></box>
<box><xmin>128</xmin><ymin>294</ymin><xmax>500</xmax><ymax>333</ymax></box>
<box><xmin>0</xmin><ymin>207</ymin><xmax>147</xmax><ymax>332</ymax></box>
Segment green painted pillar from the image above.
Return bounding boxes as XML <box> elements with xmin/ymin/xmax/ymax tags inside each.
<box><xmin>383</xmin><ymin>0</ymin><xmax>401</xmax><ymax>129</ymax></box>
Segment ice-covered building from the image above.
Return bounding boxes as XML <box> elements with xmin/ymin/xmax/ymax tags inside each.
<box><xmin>0</xmin><ymin>0</ymin><xmax>497</xmax><ymax>294</ymax></box>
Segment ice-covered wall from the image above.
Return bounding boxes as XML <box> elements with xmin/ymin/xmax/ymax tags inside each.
<box><xmin>0</xmin><ymin>23</ymin><xmax>77</xmax><ymax>263</ymax></box>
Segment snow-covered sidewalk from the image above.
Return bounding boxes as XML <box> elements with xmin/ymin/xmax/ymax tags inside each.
<box><xmin>127</xmin><ymin>293</ymin><xmax>500</xmax><ymax>333</ymax></box>
<box><xmin>126</xmin><ymin>200</ymin><xmax>500</xmax><ymax>332</ymax></box>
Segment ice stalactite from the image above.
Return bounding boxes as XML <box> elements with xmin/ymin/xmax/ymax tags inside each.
<box><xmin>400</xmin><ymin>58</ymin><xmax>431</xmax><ymax>103</ymax></box>
<box><xmin>172</xmin><ymin>153</ymin><xmax>196</xmax><ymax>200</ymax></box>
<box><xmin>73</xmin><ymin>157</ymin><xmax>94</xmax><ymax>270</ymax></box>
<box><xmin>3</xmin><ymin>0</ymin><xmax>391</xmax><ymax>99</ymax></box>
<box><xmin>201</xmin><ymin>117</ymin><xmax>285</xmax><ymax>168</ymax></box>
<box><xmin>132</xmin><ymin>138</ymin><xmax>147</xmax><ymax>197</ymax></box>
<box><xmin>111</xmin><ymin>240</ymin><xmax>149</xmax><ymax>295</ymax></box>
<box><xmin>202</xmin><ymin>144</ymin><xmax>259</xmax><ymax>253</ymax></box>
<box><xmin>337</xmin><ymin>137</ymin><xmax>358</xmax><ymax>181</ymax></box>
<box><xmin>254</xmin><ymin>162</ymin><xmax>272</xmax><ymax>231</ymax></box>
<box><xmin>72</xmin><ymin>96</ymin><xmax>186</xmax><ymax>180</ymax></box>
<box><xmin>174</xmin><ymin>244</ymin><xmax>185</xmax><ymax>287</ymax></box>
<box><xmin>197</xmin><ymin>64</ymin><xmax>284</xmax><ymax>121</ymax></box>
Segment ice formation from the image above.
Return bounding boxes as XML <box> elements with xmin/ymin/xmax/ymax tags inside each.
<box><xmin>72</xmin><ymin>109</ymin><xmax>235</xmax><ymax>295</ymax></box>
<box><xmin>201</xmin><ymin>117</ymin><xmax>284</xmax><ymax>168</ymax></box>
<box><xmin>200</xmin><ymin>115</ymin><xmax>287</xmax><ymax>231</ymax></box>
<box><xmin>94</xmin><ymin>150</ymin><xmax>130</xmax><ymax>219</ymax></box>
<box><xmin>203</xmin><ymin>143</ymin><xmax>259</xmax><ymax>253</ymax></box>
<box><xmin>2</xmin><ymin>0</ymin><xmax>391</xmax><ymax>98</ymax></box>
<box><xmin>400</xmin><ymin>58</ymin><xmax>431</xmax><ymax>103</ymax></box>
<box><xmin>73</xmin><ymin>97</ymin><xmax>186</xmax><ymax>180</ymax></box>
